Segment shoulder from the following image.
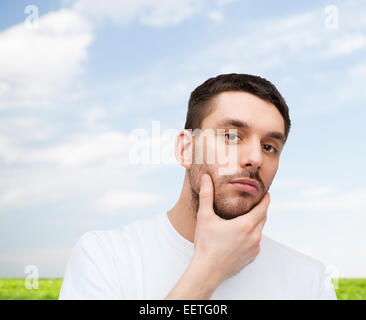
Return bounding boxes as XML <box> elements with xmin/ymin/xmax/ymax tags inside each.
<box><xmin>59</xmin><ymin>230</ymin><xmax>124</xmax><ymax>299</ymax></box>
<box><xmin>59</xmin><ymin>216</ymin><xmax>159</xmax><ymax>300</ymax></box>
<box><xmin>74</xmin><ymin>213</ymin><xmax>161</xmax><ymax>262</ymax></box>
<box><xmin>78</xmin><ymin>213</ymin><xmax>158</xmax><ymax>246</ymax></box>
<box><xmin>71</xmin><ymin>229</ymin><xmax>122</xmax><ymax>261</ymax></box>
<box><xmin>260</xmin><ymin>234</ymin><xmax>337</xmax><ymax>299</ymax></box>
<box><xmin>261</xmin><ymin>233</ymin><xmax>324</xmax><ymax>269</ymax></box>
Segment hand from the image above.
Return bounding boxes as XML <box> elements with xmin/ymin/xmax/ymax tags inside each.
<box><xmin>192</xmin><ymin>173</ymin><xmax>270</xmax><ymax>284</ymax></box>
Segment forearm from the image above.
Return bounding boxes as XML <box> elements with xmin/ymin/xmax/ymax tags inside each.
<box><xmin>165</xmin><ymin>256</ymin><xmax>222</xmax><ymax>300</ymax></box>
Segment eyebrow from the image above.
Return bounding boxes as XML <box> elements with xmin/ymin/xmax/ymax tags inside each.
<box><xmin>215</xmin><ymin>118</ymin><xmax>286</xmax><ymax>145</ymax></box>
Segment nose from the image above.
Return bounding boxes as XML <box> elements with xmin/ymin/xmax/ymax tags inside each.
<box><xmin>238</xmin><ymin>137</ymin><xmax>263</xmax><ymax>171</ymax></box>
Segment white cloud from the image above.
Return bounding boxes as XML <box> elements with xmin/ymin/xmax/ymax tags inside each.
<box><xmin>216</xmin><ymin>0</ymin><xmax>237</xmax><ymax>7</ymax></box>
<box><xmin>0</xmin><ymin>135</ymin><xmax>20</xmax><ymax>164</ymax></box>
<box><xmin>348</xmin><ymin>61</ymin><xmax>366</xmax><ymax>77</ymax></box>
<box><xmin>0</xmin><ymin>131</ymin><xmax>131</xmax><ymax>167</ymax></box>
<box><xmin>0</xmin><ymin>129</ymin><xmax>173</xmax><ymax>210</ymax></box>
<box><xmin>96</xmin><ymin>190</ymin><xmax>162</xmax><ymax>212</ymax></box>
<box><xmin>124</xmin><ymin>3</ymin><xmax>366</xmax><ymax>117</ymax></box>
<box><xmin>271</xmin><ymin>188</ymin><xmax>366</xmax><ymax>213</ymax></box>
<box><xmin>72</xmin><ymin>0</ymin><xmax>239</xmax><ymax>27</ymax></box>
<box><xmin>0</xmin><ymin>9</ymin><xmax>93</xmax><ymax>109</ymax></box>
<box><xmin>300</xmin><ymin>186</ymin><xmax>335</xmax><ymax>198</ymax></box>
<box><xmin>0</xmin><ymin>247</ymin><xmax>71</xmax><ymax>265</ymax></box>
<box><xmin>274</xmin><ymin>12</ymin><xmax>315</xmax><ymax>30</ymax></box>
<box><xmin>0</xmin><ymin>166</ymin><xmax>80</xmax><ymax>209</ymax></box>
<box><xmin>27</xmin><ymin>132</ymin><xmax>131</xmax><ymax>167</ymax></box>
<box><xmin>270</xmin><ymin>179</ymin><xmax>308</xmax><ymax>189</ymax></box>
<box><xmin>208</xmin><ymin>11</ymin><xmax>224</xmax><ymax>24</ymax></box>
<box><xmin>323</xmin><ymin>33</ymin><xmax>366</xmax><ymax>57</ymax></box>
<box><xmin>0</xmin><ymin>131</ymin><xmax>132</xmax><ymax>210</ymax></box>
<box><xmin>0</xmin><ymin>161</ymin><xmax>157</xmax><ymax>211</ymax></box>
<box><xmin>167</xmin><ymin>6</ymin><xmax>366</xmax><ymax>79</ymax></box>
<box><xmin>81</xmin><ymin>105</ymin><xmax>109</xmax><ymax>129</ymax></box>
<box><xmin>0</xmin><ymin>116</ymin><xmax>62</xmax><ymax>143</ymax></box>
<box><xmin>0</xmin><ymin>126</ymin><xmax>180</xmax><ymax>168</ymax></box>
<box><xmin>62</xmin><ymin>2</ymin><xmax>366</xmax><ymax>125</ymax></box>
<box><xmin>0</xmin><ymin>247</ymin><xmax>72</xmax><ymax>277</ymax></box>
<box><xmin>73</xmin><ymin>0</ymin><xmax>204</xmax><ymax>26</ymax></box>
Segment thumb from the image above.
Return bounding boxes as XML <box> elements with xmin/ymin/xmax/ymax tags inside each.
<box><xmin>198</xmin><ymin>174</ymin><xmax>214</xmax><ymax>214</ymax></box>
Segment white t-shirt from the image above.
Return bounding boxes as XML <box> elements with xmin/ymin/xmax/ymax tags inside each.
<box><xmin>59</xmin><ymin>211</ymin><xmax>337</xmax><ymax>300</ymax></box>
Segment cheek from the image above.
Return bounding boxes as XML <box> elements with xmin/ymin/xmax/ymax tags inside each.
<box><xmin>197</xmin><ymin>134</ymin><xmax>217</xmax><ymax>165</ymax></box>
<box><xmin>218</xmin><ymin>144</ymin><xmax>240</xmax><ymax>176</ymax></box>
<box><xmin>190</xmin><ymin>163</ymin><xmax>209</xmax><ymax>193</ymax></box>
<box><xmin>189</xmin><ymin>164</ymin><xmax>201</xmax><ymax>188</ymax></box>
<box><xmin>214</xmin><ymin>138</ymin><xmax>242</xmax><ymax>176</ymax></box>
<box><xmin>191</xmin><ymin>163</ymin><xmax>219</xmax><ymax>192</ymax></box>
<box><xmin>262</xmin><ymin>163</ymin><xmax>279</xmax><ymax>188</ymax></box>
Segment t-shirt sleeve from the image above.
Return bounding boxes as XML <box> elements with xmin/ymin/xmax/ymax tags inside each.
<box><xmin>58</xmin><ymin>231</ymin><xmax>124</xmax><ymax>300</ymax></box>
<box><xmin>315</xmin><ymin>263</ymin><xmax>338</xmax><ymax>300</ymax></box>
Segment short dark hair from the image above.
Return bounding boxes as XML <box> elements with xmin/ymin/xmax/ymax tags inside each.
<box><xmin>184</xmin><ymin>73</ymin><xmax>291</xmax><ymax>143</ymax></box>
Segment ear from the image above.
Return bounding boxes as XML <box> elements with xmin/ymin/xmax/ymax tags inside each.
<box><xmin>174</xmin><ymin>129</ymin><xmax>193</xmax><ymax>169</ymax></box>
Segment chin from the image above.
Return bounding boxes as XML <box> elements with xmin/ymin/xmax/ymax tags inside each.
<box><xmin>214</xmin><ymin>210</ymin><xmax>247</xmax><ymax>220</ymax></box>
<box><xmin>213</xmin><ymin>197</ymin><xmax>253</xmax><ymax>220</ymax></box>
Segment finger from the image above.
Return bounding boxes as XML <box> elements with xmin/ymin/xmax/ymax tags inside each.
<box><xmin>198</xmin><ymin>174</ymin><xmax>214</xmax><ymax>213</ymax></box>
<box><xmin>253</xmin><ymin>210</ymin><xmax>267</xmax><ymax>233</ymax></box>
<box><xmin>236</xmin><ymin>192</ymin><xmax>270</xmax><ymax>226</ymax></box>
<box><xmin>250</xmin><ymin>192</ymin><xmax>270</xmax><ymax>227</ymax></box>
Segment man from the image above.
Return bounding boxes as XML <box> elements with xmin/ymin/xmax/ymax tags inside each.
<box><xmin>59</xmin><ymin>73</ymin><xmax>337</xmax><ymax>300</ymax></box>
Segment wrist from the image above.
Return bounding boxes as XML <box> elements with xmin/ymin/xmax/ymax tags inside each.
<box><xmin>190</xmin><ymin>253</ymin><xmax>224</xmax><ymax>289</ymax></box>
<box><xmin>164</xmin><ymin>253</ymin><xmax>223</xmax><ymax>300</ymax></box>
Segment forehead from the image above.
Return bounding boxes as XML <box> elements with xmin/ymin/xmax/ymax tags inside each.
<box><xmin>201</xmin><ymin>91</ymin><xmax>285</xmax><ymax>135</ymax></box>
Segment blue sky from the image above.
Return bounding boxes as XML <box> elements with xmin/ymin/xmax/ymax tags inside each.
<box><xmin>0</xmin><ymin>0</ymin><xmax>365</xmax><ymax>278</ymax></box>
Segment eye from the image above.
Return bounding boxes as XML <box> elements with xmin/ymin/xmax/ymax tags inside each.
<box><xmin>262</xmin><ymin>144</ymin><xmax>277</xmax><ymax>153</ymax></box>
<box><xmin>224</xmin><ymin>133</ymin><xmax>240</xmax><ymax>143</ymax></box>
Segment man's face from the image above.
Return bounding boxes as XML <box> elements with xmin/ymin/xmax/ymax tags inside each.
<box><xmin>188</xmin><ymin>91</ymin><xmax>286</xmax><ymax>220</ymax></box>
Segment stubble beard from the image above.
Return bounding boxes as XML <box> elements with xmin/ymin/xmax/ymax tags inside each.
<box><xmin>188</xmin><ymin>164</ymin><xmax>261</xmax><ymax>220</ymax></box>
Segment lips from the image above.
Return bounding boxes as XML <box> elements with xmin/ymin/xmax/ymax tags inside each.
<box><xmin>229</xmin><ymin>178</ymin><xmax>260</xmax><ymax>191</ymax></box>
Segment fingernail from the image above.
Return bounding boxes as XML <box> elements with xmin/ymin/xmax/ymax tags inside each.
<box><xmin>202</xmin><ymin>174</ymin><xmax>209</xmax><ymax>185</ymax></box>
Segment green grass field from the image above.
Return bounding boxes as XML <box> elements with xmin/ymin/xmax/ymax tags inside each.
<box><xmin>0</xmin><ymin>278</ymin><xmax>365</xmax><ymax>300</ymax></box>
<box><xmin>0</xmin><ymin>278</ymin><xmax>63</xmax><ymax>300</ymax></box>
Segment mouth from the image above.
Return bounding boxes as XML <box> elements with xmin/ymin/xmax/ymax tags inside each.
<box><xmin>229</xmin><ymin>178</ymin><xmax>259</xmax><ymax>194</ymax></box>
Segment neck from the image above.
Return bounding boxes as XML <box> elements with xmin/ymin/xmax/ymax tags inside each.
<box><xmin>167</xmin><ymin>171</ymin><xmax>198</xmax><ymax>243</ymax></box>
